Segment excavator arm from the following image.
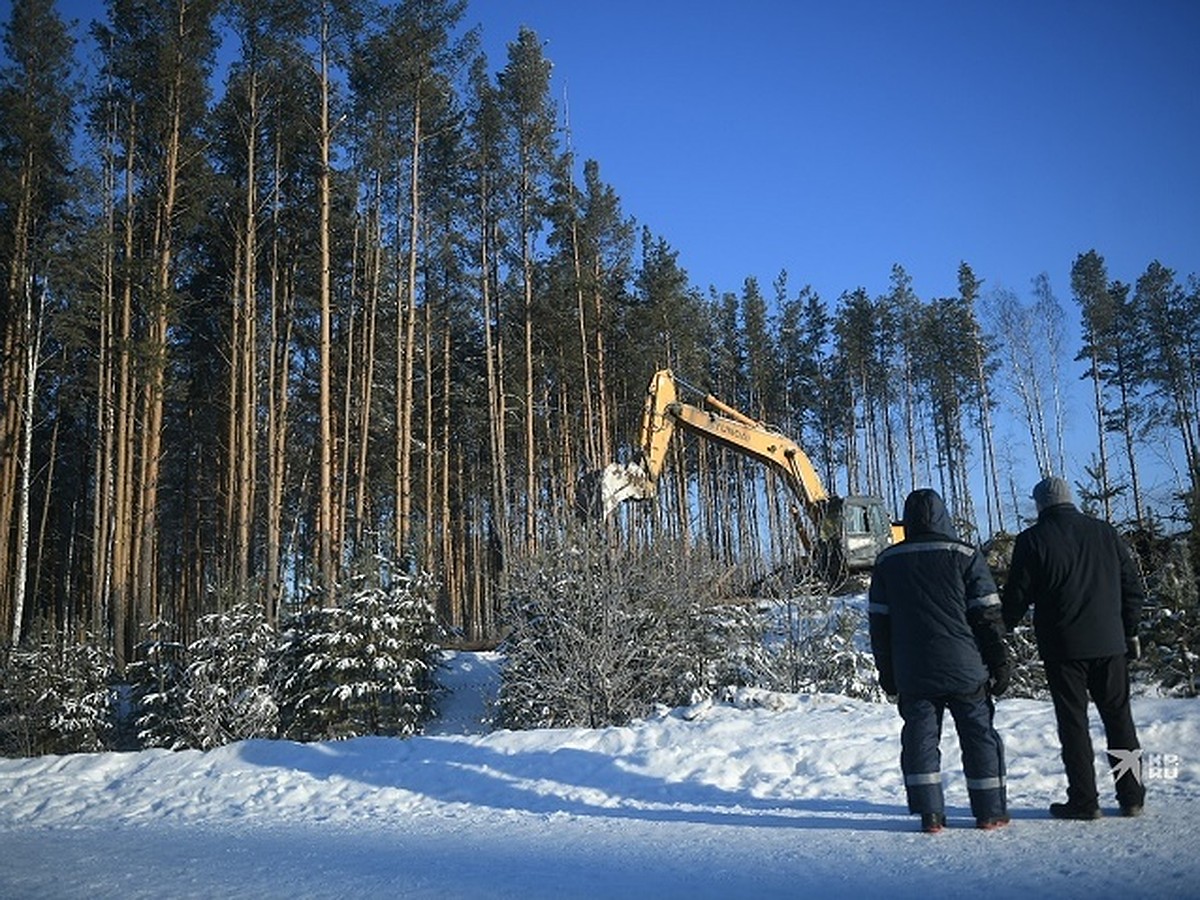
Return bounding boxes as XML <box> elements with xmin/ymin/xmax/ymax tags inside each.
<box><xmin>584</xmin><ymin>369</ymin><xmax>897</xmax><ymax>572</ymax></box>
<box><xmin>637</xmin><ymin>370</ymin><xmax>828</xmax><ymax>548</ymax></box>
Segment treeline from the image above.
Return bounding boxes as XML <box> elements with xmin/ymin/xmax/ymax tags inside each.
<box><xmin>2</xmin><ymin>0</ymin><xmax>1198</xmax><ymax>671</ymax></box>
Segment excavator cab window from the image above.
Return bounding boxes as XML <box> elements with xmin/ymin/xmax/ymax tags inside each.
<box><xmin>843</xmin><ymin>498</ymin><xmax>895</xmax><ymax>543</ymax></box>
<box><xmin>867</xmin><ymin>502</ymin><xmax>891</xmax><ymax>540</ymax></box>
<box><xmin>843</xmin><ymin>502</ymin><xmax>869</xmax><ymax>536</ymax></box>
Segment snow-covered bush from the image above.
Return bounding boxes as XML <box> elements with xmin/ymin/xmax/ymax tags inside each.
<box><xmin>1001</xmin><ymin>623</ymin><xmax>1049</xmax><ymax>699</ymax></box>
<box><xmin>762</xmin><ymin>592</ymin><xmax>881</xmax><ymax>699</ymax></box>
<box><xmin>127</xmin><ymin>620</ymin><xmax>188</xmax><ymax>749</ymax></box>
<box><xmin>498</xmin><ymin>530</ymin><xmax>751</xmax><ymax>729</ymax></box>
<box><xmin>178</xmin><ymin>602</ymin><xmax>279</xmax><ymax>749</ymax></box>
<box><xmin>0</xmin><ymin>633</ymin><xmax>116</xmax><ymax>757</ymax></box>
<box><xmin>274</xmin><ymin>575</ymin><xmax>440</xmax><ymax>741</ymax></box>
<box><xmin>1138</xmin><ymin>530</ymin><xmax>1199</xmax><ymax>697</ymax></box>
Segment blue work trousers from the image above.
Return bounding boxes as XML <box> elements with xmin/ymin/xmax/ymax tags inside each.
<box><xmin>898</xmin><ymin>684</ymin><xmax>1006</xmax><ymax>820</ymax></box>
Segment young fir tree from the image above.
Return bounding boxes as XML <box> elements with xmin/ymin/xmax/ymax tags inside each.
<box><xmin>178</xmin><ymin>602</ymin><xmax>279</xmax><ymax>750</ymax></box>
<box><xmin>0</xmin><ymin>633</ymin><xmax>116</xmax><ymax>757</ymax></box>
<box><xmin>128</xmin><ymin>620</ymin><xmax>189</xmax><ymax>749</ymax></box>
<box><xmin>275</xmin><ymin>575</ymin><xmax>440</xmax><ymax>741</ymax></box>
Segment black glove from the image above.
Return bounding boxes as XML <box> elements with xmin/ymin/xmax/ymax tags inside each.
<box><xmin>878</xmin><ymin>670</ymin><xmax>897</xmax><ymax>697</ymax></box>
<box><xmin>1126</xmin><ymin>635</ymin><xmax>1141</xmax><ymax>661</ymax></box>
<box><xmin>988</xmin><ymin>664</ymin><xmax>1011</xmax><ymax>697</ymax></box>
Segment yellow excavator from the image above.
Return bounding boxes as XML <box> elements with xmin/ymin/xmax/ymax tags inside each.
<box><xmin>580</xmin><ymin>369</ymin><xmax>901</xmax><ymax>574</ymax></box>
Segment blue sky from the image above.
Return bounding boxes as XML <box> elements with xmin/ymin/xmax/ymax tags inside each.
<box><xmin>467</xmin><ymin>2</ymin><xmax>1200</xmax><ymax>518</ymax></box>
<box><xmin>469</xmin><ymin>0</ymin><xmax>1200</xmax><ymax>307</ymax></box>
<box><xmin>22</xmin><ymin>0</ymin><xmax>1200</xmax><ymax>516</ymax></box>
<box><xmin>36</xmin><ymin>0</ymin><xmax>1198</xmax><ymax>304</ymax></box>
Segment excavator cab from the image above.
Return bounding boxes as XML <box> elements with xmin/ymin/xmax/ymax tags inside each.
<box><xmin>827</xmin><ymin>495</ymin><xmax>895</xmax><ymax>572</ymax></box>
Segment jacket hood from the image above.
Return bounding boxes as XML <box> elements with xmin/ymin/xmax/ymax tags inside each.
<box><xmin>902</xmin><ymin>488</ymin><xmax>955</xmax><ymax>538</ymax></box>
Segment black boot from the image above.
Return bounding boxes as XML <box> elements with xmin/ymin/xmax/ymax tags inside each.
<box><xmin>1049</xmin><ymin>801</ymin><xmax>1102</xmax><ymax>820</ymax></box>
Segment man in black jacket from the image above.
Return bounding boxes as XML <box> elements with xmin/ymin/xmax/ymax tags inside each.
<box><xmin>1002</xmin><ymin>475</ymin><xmax>1146</xmax><ymax>820</ymax></box>
<box><xmin>869</xmin><ymin>489</ymin><xmax>1010</xmax><ymax>833</ymax></box>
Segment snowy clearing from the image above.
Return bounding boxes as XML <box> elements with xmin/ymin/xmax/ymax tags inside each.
<box><xmin>1</xmin><ymin>649</ymin><xmax>1197</xmax><ymax>899</ymax></box>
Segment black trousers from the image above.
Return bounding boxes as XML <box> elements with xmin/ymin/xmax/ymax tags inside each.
<box><xmin>1043</xmin><ymin>654</ymin><xmax>1144</xmax><ymax>810</ymax></box>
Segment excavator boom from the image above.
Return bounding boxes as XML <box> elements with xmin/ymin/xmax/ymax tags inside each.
<box><xmin>586</xmin><ymin>369</ymin><xmax>898</xmax><ymax>572</ymax></box>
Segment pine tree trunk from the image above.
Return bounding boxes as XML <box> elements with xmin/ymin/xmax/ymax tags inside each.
<box><xmin>111</xmin><ymin>109</ymin><xmax>138</xmax><ymax>671</ymax></box>
<box><xmin>235</xmin><ymin>66</ymin><xmax>260</xmax><ymax>593</ymax></box>
<box><xmin>136</xmin><ymin>0</ymin><xmax>189</xmax><ymax>628</ymax></box>
<box><xmin>423</xmin><ymin>283</ymin><xmax>435</xmax><ymax>575</ymax></box>
<box><xmin>339</xmin><ymin>296</ymin><xmax>356</xmax><ymax>565</ymax></box>
<box><xmin>1088</xmin><ymin>350</ymin><xmax>1111</xmax><ymax>518</ymax></box>
<box><xmin>522</xmin><ymin>191</ymin><xmax>537</xmax><ymax>552</ymax></box>
<box><xmin>264</xmin><ymin>125</ymin><xmax>292</xmax><ymax>625</ymax></box>
<box><xmin>226</xmin><ymin>233</ymin><xmax>242</xmax><ymax>586</ymax></box>
<box><xmin>556</xmin><ymin>379</ymin><xmax>573</xmax><ymax>513</ymax></box>
<box><xmin>396</xmin><ymin>95</ymin><xmax>423</xmax><ymax>567</ymax></box>
<box><xmin>480</xmin><ymin>188</ymin><xmax>508</xmax><ymax>606</ymax></box>
<box><xmin>354</xmin><ymin>187</ymin><xmax>382</xmax><ymax>550</ymax></box>
<box><xmin>441</xmin><ymin>314</ymin><xmax>459</xmax><ymax>629</ymax></box>
<box><xmin>318</xmin><ymin>13</ymin><xmax>335</xmax><ymax>606</ymax></box>
<box><xmin>32</xmin><ymin>399</ymin><xmax>60</xmax><ymax>628</ymax></box>
<box><xmin>91</xmin><ymin>123</ymin><xmax>116</xmax><ymax>637</ymax></box>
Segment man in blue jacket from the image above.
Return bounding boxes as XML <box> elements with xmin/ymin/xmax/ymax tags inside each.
<box><xmin>869</xmin><ymin>488</ymin><xmax>1010</xmax><ymax>833</ymax></box>
<box><xmin>1002</xmin><ymin>475</ymin><xmax>1145</xmax><ymax>820</ymax></box>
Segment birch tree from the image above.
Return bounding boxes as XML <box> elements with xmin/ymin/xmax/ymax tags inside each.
<box><xmin>1030</xmin><ymin>273</ymin><xmax>1068</xmax><ymax>477</ymax></box>
<box><xmin>987</xmin><ymin>287</ymin><xmax>1052</xmax><ymax>481</ymax></box>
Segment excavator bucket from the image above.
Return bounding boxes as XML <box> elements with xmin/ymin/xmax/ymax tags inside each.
<box><xmin>575</xmin><ymin>459</ymin><xmax>656</xmax><ymax>520</ymax></box>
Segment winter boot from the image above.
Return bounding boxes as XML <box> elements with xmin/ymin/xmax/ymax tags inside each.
<box><xmin>976</xmin><ymin>814</ymin><xmax>1011</xmax><ymax>830</ymax></box>
<box><xmin>1049</xmin><ymin>801</ymin><xmax>1102</xmax><ymax>820</ymax></box>
<box><xmin>920</xmin><ymin>812</ymin><xmax>946</xmax><ymax>833</ymax></box>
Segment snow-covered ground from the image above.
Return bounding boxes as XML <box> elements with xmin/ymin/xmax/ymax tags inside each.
<box><xmin>2</xmin><ymin>649</ymin><xmax>1198</xmax><ymax>899</ymax></box>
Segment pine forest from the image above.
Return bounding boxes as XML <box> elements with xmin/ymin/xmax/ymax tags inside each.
<box><xmin>2</xmin><ymin>0</ymin><xmax>1198</xmax><ymax>751</ymax></box>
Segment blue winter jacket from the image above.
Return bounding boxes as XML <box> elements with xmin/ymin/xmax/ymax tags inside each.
<box><xmin>869</xmin><ymin>489</ymin><xmax>1007</xmax><ymax>697</ymax></box>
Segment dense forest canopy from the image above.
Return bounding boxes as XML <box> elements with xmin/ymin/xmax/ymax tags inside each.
<box><xmin>2</xmin><ymin>0</ymin><xmax>1198</xmax><ymax>666</ymax></box>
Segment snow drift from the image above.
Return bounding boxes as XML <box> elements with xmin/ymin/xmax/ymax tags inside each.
<box><xmin>1</xmin><ymin>650</ymin><xmax>1197</xmax><ymax>899</ymax></box>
